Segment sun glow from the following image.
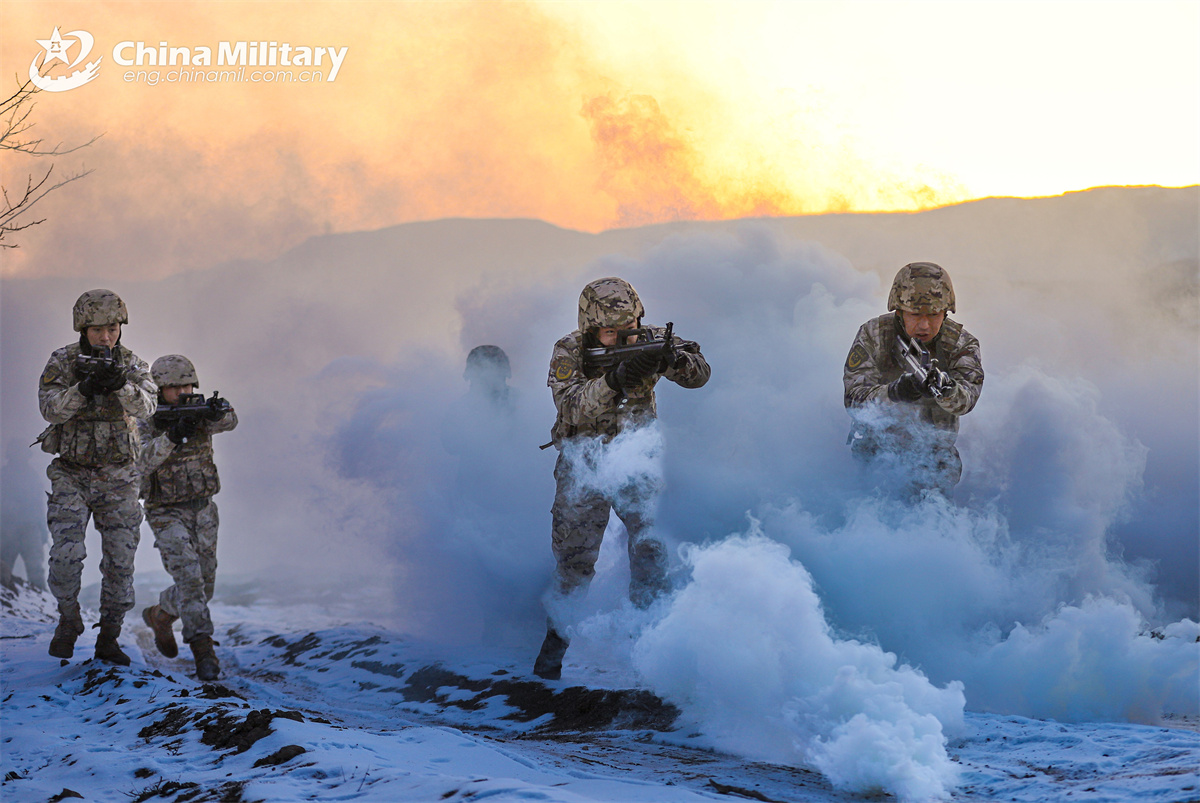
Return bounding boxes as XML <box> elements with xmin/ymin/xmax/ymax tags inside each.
<box><xmin>1</xmin><ymin>0</ymin><xmax>1196</xmax><ymax>278</ymax></box>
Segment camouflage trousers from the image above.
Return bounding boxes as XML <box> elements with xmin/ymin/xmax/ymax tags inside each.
<box><xmin>850</xmin><ymin>426</ymin><xmax>962</xmax><ymax>498</ymax></box>
<box><xmin>146</xmin><ymin>499</ymin><xmax>218</xmax><ymax>641</ymax></box>
<box><xmin>46</xmin><ymin>458</ymin><xmax>142</xmax><ymax>623</ymax></box>
<box><xmin>549</xmin><ymin>452</ymin><xmax>668</xmax><ymax>609</ymax></box>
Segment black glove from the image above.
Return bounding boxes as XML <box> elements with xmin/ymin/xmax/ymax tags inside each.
<box><xmin>77</xmin><ymin>376</ymin><xmax>100</xmax><ymax>398</ymax></box>
<box><xmin>166</xmin><ymin>417</ymin><xmax>198</xmax><ymax>445</ymax></box>
<box><xmin>656</xmin><ymin>346</ymin><xmax>679</xmax><ymax>374</ymax></box>
<box><xmin>605</xmin><ymin>352</ymin><xmax>660</xmax><ymax>395</ymax></box>
<box><xmin>81</xmin><ymin>360</ymin><xmax>126</xmax><ymax>393</ymax></box>
<box><xmin>887</xmin><ymin>373</ymin><xmax>924</xmax><ymax>403</ymax></box>
<box><xmin>926</xmin><ymin>369</ymin><xmax>954</xmax><ymax>397</ymax></box>
<box><xmin>205</xmin><ymin>395</ymin><xmax>230</xmax><ymax>421</ymax></box>
<box><xmin>93</xmin><ymin>363</ymin><xmax>127</xmax><ymax>394</ymax></box>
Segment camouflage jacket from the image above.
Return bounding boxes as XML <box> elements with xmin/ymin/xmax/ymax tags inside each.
<box><xmin>137</xmin><ymin>406</ymin><xmax>238</xmax><ymax>508</ymax></box>
<box><xmin>548</xmin><ymin>325</ymin><xmax>710</xmax><ymax>445</ymax></box>
<box><xmin>38</xmin><ymin>342</ymin><xmax>156</xmax><ymax>466</ymax></box>
<box><xmin>843</xmin><ymin>313</ymin><xmax>983</xmax><ymax>438</ymax></box>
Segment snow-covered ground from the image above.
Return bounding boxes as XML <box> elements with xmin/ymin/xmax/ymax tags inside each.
<box><xmin>3</xmin><ymin>578</ymin><xmax>1197</xmax><ymax>803</ymax></box>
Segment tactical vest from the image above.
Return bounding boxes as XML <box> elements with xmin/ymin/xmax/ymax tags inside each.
<box><xmin>143</xmin><ymin>431</ymin><xmax>221</xmax><ymax>508</ymax></box>
<box><xmin>56</xmin><ymin>345</ymin><xmax>140</xmax><ymax>466</ymax></box>
<box><xmin>550</xmin><ymin>331</ymin><xmax>659</xmax><ymax>445</ymax></box>
<box><xmin>876</xmin><ymin>313</ymin><xmax>965</xmax><ymax>434</ymax></box>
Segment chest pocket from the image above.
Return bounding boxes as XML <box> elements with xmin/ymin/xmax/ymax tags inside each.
<box><xmin>146</xmin><ymin>435</ymin><xmax>220</xmax><ymax>506</ymax></box>
<box><xmin>58</xmin><ymin>395</ymin><xmax>138</xmax><ymax>466</ymax></box>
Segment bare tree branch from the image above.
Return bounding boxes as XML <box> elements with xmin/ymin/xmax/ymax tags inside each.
<box><xmin>0</xmin><ymin>77</ymin><xmax>100</xmax><ymax>248</ymax></box>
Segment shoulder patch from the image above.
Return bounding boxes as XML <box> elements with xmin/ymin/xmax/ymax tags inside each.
<box><xmin>846</xmin><ymin>344</ymin><xmax>869</xmax><ymax>370</ymax></box>
<box><xmin>551</xmin><ymin>356</ymin><xmax>575</xmax><ymax>382</ymax></box>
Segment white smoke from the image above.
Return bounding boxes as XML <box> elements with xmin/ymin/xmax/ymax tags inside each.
<box><xmin>633</xmin><ymin>532</ymin><xmax>965</xmax><ymax>802</ymax></box>
<box><xmin>2</xmin><ymin>197</ymin><xmax>1195</xmax><ymax>798</ymax></box>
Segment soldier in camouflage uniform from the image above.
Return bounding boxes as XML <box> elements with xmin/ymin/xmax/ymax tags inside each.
<box><xmin>843</xmin><ymin>262</ymin><xmax>984</xmax><ymax>497</ymax></box>
<box><xmin>535</xmin><ymin>277</ymin><xmax>710</xmax><ymax>679</ymax></box>
<box><xmin>37</xmin><ymin>290</ymin><xmax>157</xmax><ymax>664</ymax></box>
<box><xmin>138</xmin><ymin>355</ymin><xmax>237</xmax><ymax>681</ymax></box>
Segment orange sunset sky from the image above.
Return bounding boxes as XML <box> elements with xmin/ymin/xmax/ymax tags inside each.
<box><xmin>1</xmin><ymin>1</ymin><xmax>1197</xmax><ymax>280</ymax></box>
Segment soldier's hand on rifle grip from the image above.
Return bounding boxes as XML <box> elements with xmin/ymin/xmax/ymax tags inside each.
<box><xmin>96</xmin><ymin>364</ymin><xmax>127</xmax><ymax>394</ymax></box>
<box><xmin>656</xmin><ymin>344</ymin><xmax>679</xmax><ymax>374</ymax></box>
<box><xmin>166</xmin><ymin>417</ymin><xmax>197</xmax><ymax>445</ymax></box>
<box><xmin>604</xmin><ymin>367</ymin><xmax>625</xmax><ymax>395</ymax></box>
<box><xmin>77</xmin><ymin>376</ymin><xmax>101</xmax><ymax>398</ymax></box>
<box><xmin>205</xmin><ymin>395</ymin><xmax>230</xmax><ymax>421</ymax></box>
<box><xmin>624</xmin><ymin>351</ymin><xmax>661</xmax><ymax>382</ymax></box>
<box><xmin>605</xmin><ymin>351</ymin><xmax>658</xmax><ymax>395</ymax></box>
<box><xmin>887</xmin><ymin>373</ymin><xmax>924</xmax><ymax>403</ymax></box>
<box><xmin>927</xmin><ymin>369</ymin><xmax>954</xmax><ymax>397</ymax></box>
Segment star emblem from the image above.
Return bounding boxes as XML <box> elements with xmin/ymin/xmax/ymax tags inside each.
<box><xmin>35</xmin><ymin>27</ymin><xmax>75</xmax><ymax>66</ymax></box>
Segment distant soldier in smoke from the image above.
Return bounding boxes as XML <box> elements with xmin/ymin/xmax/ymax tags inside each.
<box><xmin>441</xmin><ymin>342</ymin><xmax>524</xmax><ymax>499</ymax></box>
<box><xmin>535</xmin><ymin>277</ymin><xmax>710</xmax><ymax>679</ymax></box>
<box><xmin>843</xmin><ymin>262</ymin><xmax>984</xmax><ymax>497</ymax></box>
<box><xmin>1</xmin><ymin>438</ymin><xmax>49</xmax><ymax>591</ymax></box>
<box><xmin>463</xmin><ymin>345</ymin><xmax>513</xmax><ymax>410</ymax></box>
<box><xmin>138</xmin><ymin>355</ymin><xmax>237</xmax><ymax>681</ymax></box>
<box><xmin>37</xmin><ymin>289</ymin><xmax>157</xmax><ymax>664</ymax></box>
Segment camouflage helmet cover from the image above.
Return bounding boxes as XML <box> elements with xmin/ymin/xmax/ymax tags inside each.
<box><xmin>888</xmin><ymin>262</ymin><xmax>956</xmax><ymax>314</ymax></box>
<box><xmin>72</xmin><ymin>289</ymin><xmax>129</xmax><ymax>332</ymax></box>
<box><xmin>465</xmin><ymin>345</ymin><xmax>511</xmax><ymax>380</ymax></box>
<box><xmin>151</xmin><ymin>354</ymin><xmax>199</xmax><ymax>388</ymax></box>
<box><xmin>578</xmin><ymin>277</ymin><xmax>645</xmax><ymax>331</ymax></box>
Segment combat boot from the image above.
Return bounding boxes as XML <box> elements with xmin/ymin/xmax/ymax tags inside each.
<box><xmin>94</xmin><ymin>621</ymin><xmax>131</xmax><ymax>666</ymax></box>
<box><xmin>533</xmin><ymin>627</ymin><xmax>569</xmax><ymax>680</ymax></box>
<box><xmin>48</xmin><ymin>605</ymin><xmax>85</xmax><ymax>659</ymax></box>
<box><xmin>189</xmin><ymin>634</ymin><xmax>220</xmax><ymax>681</ymax></box>
<box><xmin>142</xmin><ymin>605</ymin><xmax>179</xmax><ymax>658</ymax></box>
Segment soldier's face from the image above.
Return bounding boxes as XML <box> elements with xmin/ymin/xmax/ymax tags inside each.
<box><xmin>162</xmin><ymin>384</ymin><xmax>194</xmax><ymax>404</ymax></box>
<box><xmin>901</xmin><ymin>311</ymin><xmax>945</xmax><ymax>343</ymax></box>
<box><xmin>85</xmin><ymin>323</ymin><xmax>120</xmax><ymax>348</ymax></box>
<box><xmin>596</xmin><ymin>320</ymin><xmax>640</xmax><ymax>346</ymax></box>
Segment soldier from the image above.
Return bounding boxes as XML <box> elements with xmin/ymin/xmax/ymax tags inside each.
<box><xmin>463</xmin><ymin>345</ymin><xmax>513</xmax><ymax>409</ymax></box>
<box><xmin>535</xmin><ymin>277</ymin><xmax>710</xmax><ymax>679</ymax></box>
<box><xmin>138</xmin><ymin>355</ymin><xmax>237</xmax><ymax>681</ymax></box>
<box><xmin>37</xmin><ymin>289</ymin><xmax>157</xmax><ymax>664</ymax></box>
<box><xmin>843</xmin><ymin>262</ymin><xmax>984</xmax><ymax>497</ymax></box>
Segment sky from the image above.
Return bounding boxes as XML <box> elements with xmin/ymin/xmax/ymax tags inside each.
<box><xmin>1</xmin><ymin>0</ymin><xmax>1197</xmax><ymax>279</ymax></box>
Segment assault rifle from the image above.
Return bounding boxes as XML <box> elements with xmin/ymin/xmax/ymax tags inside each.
<box><xmin>153</xmin><ymin>390</ymin><xmax>232</xmax><ymax>429</ymax></box>
<box><xmin>582</xmin><ymin>322</ymin><xmax>699</xmax><ymax>371</ymax></box>
<box><xmin>74</xmin><ymin>346</ymin><xmax>118</xmax><ymax>375</ymax></box>
<box><xmin>896</xmin><ymin>335</ymin><xmax>952</xmax><ymax>399</ymax></box>
<box><xmin>74</xmin><ymin>346</ymin><xmax>127</xmax><ymax>395</ymax></box>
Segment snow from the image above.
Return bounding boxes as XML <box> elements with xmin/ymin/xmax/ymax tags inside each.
<box><xmin>3</xmin><ymin>579</ymin><xmax>1197</xmax><ymax>803</ymax></box>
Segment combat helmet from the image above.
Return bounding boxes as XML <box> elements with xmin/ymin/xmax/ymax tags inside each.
<box><xmin>72</xmin><ymin>289</ymin><xmax>129</xmax><ymax>332</ymax></box>
<box><xmin>887</xmin><ymin>262</ymin><xmax>955</xmax><ymax>314</ymax></box>
<box><xmin>151</xmin><ymin>355</ymin><xmax>199</xmax><ymax>389</ymax></box>
<box><xmin>578</xmin><ymin>277</ymin><xmax>644</xmax><ymax>332</ymax></box>
<box><xmin>465</xmin><ymin>345</ymin><xmax>511</xmax><ymax>382</ymax></box>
